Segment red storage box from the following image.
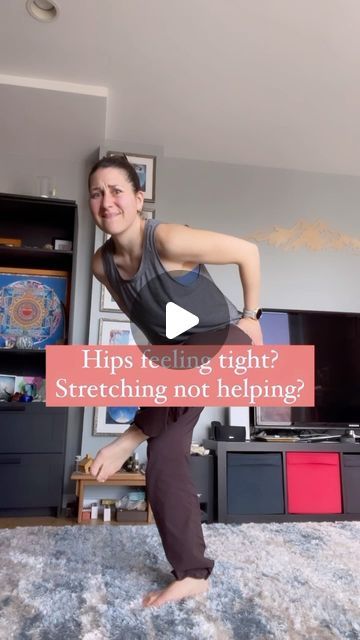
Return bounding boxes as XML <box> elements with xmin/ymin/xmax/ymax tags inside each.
<box><xmin>286</xmin><ymin>452</ymin><xmax>342</xmax><ymax>514</ymax></box>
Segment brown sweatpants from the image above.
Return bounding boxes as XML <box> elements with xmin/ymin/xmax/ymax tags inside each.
<box><xmin>134</xmin><ymin>324</ymin><xmax>251</xmax><ymax>580</ymax></box>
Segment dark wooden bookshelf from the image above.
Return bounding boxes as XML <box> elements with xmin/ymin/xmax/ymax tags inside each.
<box><xmin>0</xmin><ymin>192</ymin><xmax>77</xmax><ymax>516</ymax></box>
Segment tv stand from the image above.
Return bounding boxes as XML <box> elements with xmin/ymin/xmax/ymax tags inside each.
<box><xmin>204</xmin><ymin>439</ymin><xmax>360</xmax><ymax>524</ymax></box>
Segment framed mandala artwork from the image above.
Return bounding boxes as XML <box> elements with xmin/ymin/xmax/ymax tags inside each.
<box><xmin>0</xmin><ymin>267</ymin><xmax>69</xmax><ymax>349</ymax></box>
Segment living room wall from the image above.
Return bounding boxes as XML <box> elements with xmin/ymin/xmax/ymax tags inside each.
<box><xmin>81</xmin><ymin>149</ymin><xmax>360</xmax><ymax>463</ymax></box>
<box><xmin>1</xmin><ymin>81</ymin><xmax>358</xmax><ymax>491</ymax></box>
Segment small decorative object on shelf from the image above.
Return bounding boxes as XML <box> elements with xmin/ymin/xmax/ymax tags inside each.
<box><xmin>81</xmin><ymin>509</ymin><xmax>91</xmax><ymax>522</ymax></box>
<box><xmin>53</xmin><ymin>239</ymin><xmax>73</xmax><ymax>251</ymax></box>
<box><xmin>37</xmin><ymin>176</ymin><xmax>56</xmax><ymax>198</ymax></box>
<box><xmin>0</xmin><ymin>374</ymin><xmax>16</xmax><ymax>401</ymax></box>
<box><xmin>132</xmin><ymin>453</ymin><xmax>140</xmax><ymax>472</ymax></box>
<box><xmin>116</xmin><ymin>509</ymin><xmax>148</xmax><ymax>523</ymax></box>
<box><xmin>19</xmin><ymin>394</ymin><xmax>33</xmax><ymax>403</ymax></box>
<box><xmin>122</xmin><ymin>453</ymin><xmax>142</xmax><ymax>472</ymax></box>
<box><xmin>23</xmin><ymin>382</ymin><xmax>37</xmax><ymax>397</ymax></box>
<box><xmin>116</xmin><ymin>491</ymin><xmax>146</xmax><ymax>511</ymax></box>
<box><xmin>103</xmin><ymin>506</ymin><xmax>111</xmax><ymax>522</ymax></box>
<box><xmin>116</xmin><ymin>490</ymin><xmax>147</xmax><ymax>522</ymax></box>
<box><xmin>1</xmin><ymin>336</ymin><xmax>16</xmax><ymax>349</ymax></box>
<box><xmin>15</xmin><ymin>335</ymin><xmax>34</xmax><ymax>349</ymax></box>
<box><xmin>191</xmin><ymin>442</ymin><xmax>210</xmax><ymax>456</ymax></box>
<box><xmin>123</xmin><ymin>455</ymin><xmax>135</xmax><ymax>472</ymax></box>
<box><xmin>101</xmin><ymin>499</ymin><xmax>117</xmax><ymax>520</ymax></box>
<box><xmin>0</xmin><ymin>237</ymin><xmax>22</xmax><ymax>247</ymax></box>
<box><xmin>78</xmin><ymin>454</ymin><xmax>94</xmax><ymax>474</ymax></box>
<box><xmin>65</xmin><ymin>500</ymin><xmax>78</xmax><ymax>518</ymax></box>
<box><xmin>91</xmin><ymin>503</ymin><xmax>98</xmax><ymax>519</ymax></box>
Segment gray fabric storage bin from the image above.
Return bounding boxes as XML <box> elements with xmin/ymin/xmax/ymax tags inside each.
<box><xmin>343</xmin><ymin>455</ymin><xmax>360</xmax><ymax>513</ymax></box>
<box><xmin>227</xmin><ymin>453</ymin><xmax>284</xmax><ymax>514</ymax></box>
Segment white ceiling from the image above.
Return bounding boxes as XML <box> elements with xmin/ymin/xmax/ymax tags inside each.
<box><xmin>1</xmin><ymin>0</ymin><xmax>360</xmax><ymax>175</ymax></box>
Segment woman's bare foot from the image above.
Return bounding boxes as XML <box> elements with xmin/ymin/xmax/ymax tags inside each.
<box><xmin>90</xmin><ymin>424</ymin><xmax>149</xmax><ymax>482</ymax></box>
<box><xmin>142</xmin><ymin>577</ymin><xmax>209</xmax><ymax>608</ymax></box>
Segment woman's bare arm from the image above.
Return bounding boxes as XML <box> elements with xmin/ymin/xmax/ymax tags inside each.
<box><xmin>156</xmin><ymin>224</ymin><xmax>262</xmax><ymax>344</ymax></box>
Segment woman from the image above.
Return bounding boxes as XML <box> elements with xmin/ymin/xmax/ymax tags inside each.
<box><xmin>89</xmin><ymin>154</ymin><xmax>263</xmax><ymax>607</ymax></box>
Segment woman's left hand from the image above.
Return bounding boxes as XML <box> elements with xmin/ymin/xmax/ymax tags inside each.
<box><xmin>236</xmin><ymin>317</ymin><xmax>263</xmax><ymax>345</ymax></box>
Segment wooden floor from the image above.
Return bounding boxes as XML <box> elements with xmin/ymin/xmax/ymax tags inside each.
<box><xmin>0</xmin><ymin>516</ymin><xmax>148</xmax><ymax>528</ymax></box>
<box><xmin>0</xmin><ymin>516</ymin><xmax>78</xmax><ymax>529</ymax></box>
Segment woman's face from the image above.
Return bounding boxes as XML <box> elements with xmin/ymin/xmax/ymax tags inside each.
<box><xmin>89</xmin><ymin>167</ymin><xmax>144</xmax><ymax>234</ymax></box>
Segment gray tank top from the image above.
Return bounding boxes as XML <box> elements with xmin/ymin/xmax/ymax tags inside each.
<box><xmin>100</xmin><ymin>218</ymin><xmax>242</xmax><ymax>344</ymax></box>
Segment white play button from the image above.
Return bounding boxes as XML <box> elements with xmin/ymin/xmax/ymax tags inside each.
<box><xmin>166</xmin><ymin>302</ymin><xmax>199</xmax><ymax>340</ymax></box>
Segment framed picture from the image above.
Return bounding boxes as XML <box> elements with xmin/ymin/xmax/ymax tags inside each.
<box><xmin>93</xmin><ymin>405</ymin><xmax>139</xmax><ymax>436</ymax></box>
<box><xmin>98</xmin><ymin>232</ymin><xmax>118</xmax><ymax>311</ymax></box>
<box><xmin>141</xmin><ymin>207</ymin><xmax>155</xmax><ymax>220</ymax></box>
<box><xmin>0</xmin><ymin>267</ymin><xmax>69</xmax><ymax>348</ymax></box>
<box><xmin>106</xmin><ymin>151</ymin><xmax>156</xmax><ymax>202</ymax></box>
<box><xmin>93</xmin><ymin>319</ymin><xmax>138</xmax><ymax>435</ymax></box>
<box><xmin>100</xmin><ymin>283</ymin><xmax>123</xmax><ymax>313</ymax></box>
<box><xmin>98</xmin><ymin>318</ymin><xmax>136</xmax><ymax>346</ymax></box>
<box><xmin>0</xmin><ymin>374</ymin><xmax>16</xmax><ymax>401</ymax></box>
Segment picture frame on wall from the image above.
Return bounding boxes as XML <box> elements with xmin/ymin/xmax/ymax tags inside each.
<box><xmin>93</xmin><ymin>405</ymin><xmax>139</xmax><ymax>436</ymax></box>
<box><xmin>100</xmin><ymin>284</ymin><xmax>123</xmax><ymax>313</ymax></box>
<box><xmin>106</xmin><ymin>151</ymin><xmax>156</xmax><ymax>202</ymax></box>
<box><xmin>141</xmin><ymin>207</ymin><xmax>155</xmax><ymax>220</ymax></box>
<box><xmin>99</xmin><ymin>233</ymin><xmax>125</xmax><ymax>313</ymax></box>
<box><xmin>98</xmin><ymin>318</ymin><xmax>136</xmax><ymax>346</ymax></box>
<box><xmin>93</xmin><ymin>318</ymin><xmax>138</xmax><ymax>436</ymax></box>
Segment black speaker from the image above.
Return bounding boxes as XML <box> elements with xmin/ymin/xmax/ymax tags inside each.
<box><xmin>209</xmin><ymin>421</ymin><xmax>246</xmax><ymax>442</ymax></box>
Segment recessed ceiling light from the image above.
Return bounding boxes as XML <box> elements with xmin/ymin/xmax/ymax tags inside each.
<box><xmin>26</xmin><ymin>0</ymin><xmax>59</xmax><ymax>23</ymax></box>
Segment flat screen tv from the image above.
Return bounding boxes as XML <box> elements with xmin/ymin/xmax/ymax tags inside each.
<box><xmin>255</xmin><ymin>308</ymin><xmax>360</xmax><ymax>432</ymax></box>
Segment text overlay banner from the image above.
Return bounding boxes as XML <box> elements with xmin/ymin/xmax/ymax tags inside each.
<box><xmin>46</xmin><ymin>344</ymin><xmax>314</xmax><ymax>407</ymax></box>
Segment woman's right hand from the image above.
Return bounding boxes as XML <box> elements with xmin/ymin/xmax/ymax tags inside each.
<box><xmin>236</xmin><ymin>317</ymin><xmax>263</xmax><ymax>345</ymax></box>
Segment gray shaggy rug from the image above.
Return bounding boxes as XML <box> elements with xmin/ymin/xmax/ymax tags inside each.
<box><xmin>1</xmin><ymin>522</ymin><xmax>360</xmax><ymax>640</ymax></box>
